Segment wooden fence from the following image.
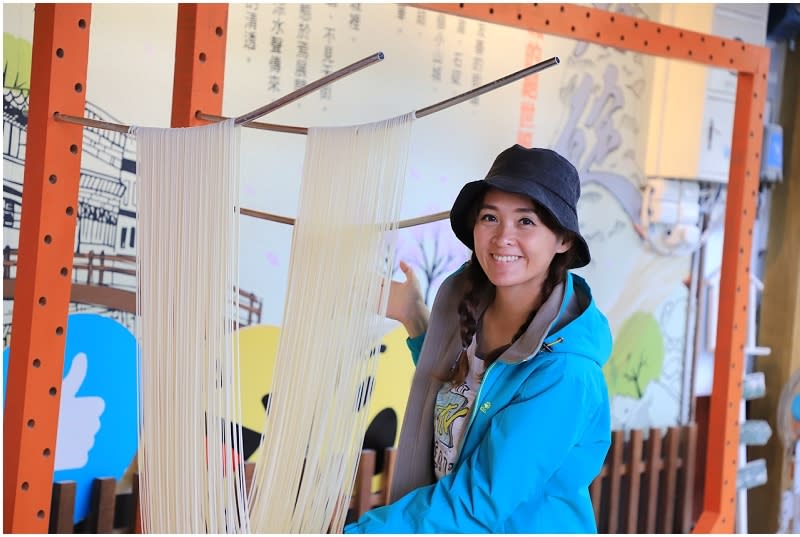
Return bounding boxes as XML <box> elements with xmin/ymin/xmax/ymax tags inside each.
<box><xmin>3</xmin><ymin>247</ymin><xmax>263</xmax><ymax>326</ymax></box>
<box><xmin>47</xmin><ymin>424</ymin><xmax>697</xmax><ymax>533</ymax></box>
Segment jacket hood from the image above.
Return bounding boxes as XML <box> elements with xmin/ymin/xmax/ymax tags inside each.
<box><xmin>462</xmin><ymin>269</ymin><xmax>611</xmax><ymax>368</ymax></box>
<box><xmin>544</xmin><ymin>272</ymin><xmax>612</xmax><ymax>368</ymax></box>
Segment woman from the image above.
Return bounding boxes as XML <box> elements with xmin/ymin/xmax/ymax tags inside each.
<box><xmin>345</xmin><ymin>145</ymin><xmax>612</xmax><ymax>533</ymax></box>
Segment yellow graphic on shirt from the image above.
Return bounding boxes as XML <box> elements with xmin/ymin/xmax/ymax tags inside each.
<box><xmin>434</xmin><ymin>393</ymin><xmax>469</xmax><ymax>448</ymax></box>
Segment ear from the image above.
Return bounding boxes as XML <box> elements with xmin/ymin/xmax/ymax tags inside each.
<box><xmin>555</xmin><ymin>236</ymin><xmax>573</xmax><ymax>255</ymax></box>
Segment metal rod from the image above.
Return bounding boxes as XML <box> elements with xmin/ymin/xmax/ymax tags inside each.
<box><xmin>55</xmin><ymin>56</ymin><xmax>560</xmax><ymax>136</ymax></box>
<box><xmin>415</xmin><ymin>56</ymin><xmax>560</xmax><ymax>118</ymax></box>
<box><xmin>54</xmin><ymin>112</ymin><xmax>130</xmax><ymax>133</ymax></box>
<box><xmin>198</xmin><ymin>113</ymin><xmax>308</xmax><ymax>134</ymax></box>
<box><xmin>233</xmin><ymin>51</ymin><xmax>385</xmax><ymax>125</ymax></box>
<box><xmin>241</xmin><ymin>206</ymin><xmax>450</xmax><ymax>230</ymax></box>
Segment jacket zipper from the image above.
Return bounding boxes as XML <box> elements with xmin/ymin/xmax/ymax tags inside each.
<box><xmin>463</xmin><ymin>360</ymin><xmax>498</xmax><ymax>440</ymax></box>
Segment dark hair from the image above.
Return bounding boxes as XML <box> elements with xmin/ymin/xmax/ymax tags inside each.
<box><xmin>442</xmin><ymin>193</ymin><xmax>580</xmax><ymax>385</ymax></box>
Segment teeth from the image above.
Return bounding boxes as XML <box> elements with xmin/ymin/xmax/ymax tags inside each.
<box><xmin>492</xmin><ymin>255</ymin><xmax>520</xmax><ymax>263</ymax></box>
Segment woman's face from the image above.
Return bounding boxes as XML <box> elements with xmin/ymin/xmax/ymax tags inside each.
<box><xmin>472</xmin><ymin>189</ymin><xmax>571</xmax><ymax>296</ymax></box>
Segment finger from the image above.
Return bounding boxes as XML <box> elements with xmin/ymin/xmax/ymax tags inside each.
<box><xmin>61</xmin><ymin>352</ymin><xmax>88</xmax><ymax>397</ymax></box>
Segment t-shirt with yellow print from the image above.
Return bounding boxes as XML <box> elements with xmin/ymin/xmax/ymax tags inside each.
<box><xmin>433</xmin><ymin>336</ymin><xmax>484</xmax><ymax>479</ymax></box>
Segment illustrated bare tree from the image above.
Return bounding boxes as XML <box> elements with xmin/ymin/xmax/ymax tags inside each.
<box><xmin>396</xmin><ymin>219</ymin><xmax>469</xmax><ymax>305</ymax></box>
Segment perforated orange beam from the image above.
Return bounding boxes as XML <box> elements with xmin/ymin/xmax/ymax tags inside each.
<box><xmin>418</xmin><ymin>4</ymin><xmax>769</xmax><ymax>533</ymax></box>
<box><xmin>171</xmin><ymin>3</ymin><xmax>228</xmax><ymax>127</ymax></box>
<box><xmin>3</xmin><ymin>4</ymin><xmax>91</xmax><ymax>533</ymax></box>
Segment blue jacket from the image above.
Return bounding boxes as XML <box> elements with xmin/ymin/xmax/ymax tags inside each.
<box><xmin>346</xmin><ymin>271</ymin><xmax>612</xmax><ymax>533</ymax></box>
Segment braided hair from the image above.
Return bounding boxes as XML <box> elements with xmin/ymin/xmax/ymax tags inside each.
<box><xmin>442</xmin><ymin>196</ymin><xmax>580</xmax><ymax>385</ymax></box>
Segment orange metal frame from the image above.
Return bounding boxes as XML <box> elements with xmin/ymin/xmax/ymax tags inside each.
<box><xmin>5</xmin><ymin>2</ymin><xmax>766</xmax><ymax>534</ymax></box>
<box><xmin>417</xmin><ymin>4</ymin><xmax>769</xmax><ymax>533</ymax></box>
<box><xmin>3</xmin><ymin>4</ymin><xmax>91</xmax><ymax>533</ymax></box>
<box><xmin>171</xmin><ymin>4</ymin><xmax>228</xmax><ymax>128</ymax></box>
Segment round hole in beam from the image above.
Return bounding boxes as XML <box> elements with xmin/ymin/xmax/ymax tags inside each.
<box><xmin>212</xmin><ymin>83</ymin><xmax>220</xmax><ymax>94</ymax></box>
<box><xmin>545</xmin><ymin>19</ymin><xmax>550</xmax><ymax>25</ymax></box>
<box><xmin>596</xmin><ymin>31</ymin><xmax>601</xmax><ymax>38</ymax></box>
<box><xmin>49</xmin><ymin>174</ymin><xmax>57</xmax><ymax>184</ymax></box>
<box><xmin>215</xmin><ymin>26</ymin><xmax>224</xmax><ymax>37</ymax></box>
<box><xmin>74</xmin><ymin>83</ymin><xmax>83</xmax><ymax>93</ymax></box>
<box><xmin>49</xmin><ymin>387</ymin><xmax>58</xmax><ymax>396</ymax></box>
<box><xmin>610</xmin><ymin>15</ymin><xmax>615</xmax><ymax>22</ymax></box>
<box><xmin>43</xmin><ymin>235</ymin><xmax>52</xmax><ymax>245</ymax></box>
<box><xmin>56</xmin><ymin>48</ymin><xmax>64</xmax><ymax>58</ymax></box>
<box><xmin>571</xmin><ymin>25</ymin><xmax>575</xmax><ymax>32</ymax></box>
<box><xmin>679</xmin><ymin>31</ymin><xmax>684</xmax><ymax>38</ymax></box>
<box><xmin>644</xmin><ymin>40</ymin><xmax>649</xmax><ymax>47</ymax></box>
<box><xmin>585</xmin><ymin>11</ymin><xmax>590</xmax><ymax>18</ymax></box>
<box><xmin>199</xmin><ymin>52</ymin><xmax>207</xmax><ymax>62</ymax></box>
<box><xmin>38</xmin><ymin>296</ymin><xmax>47</xmax><ymax>306</ymax></box>
<box><xmin>634</xmin><ymin>21</ymin><xmax>639</xmax><ymax>28</ymax></box>
<box><xmin>69</xmin><ymin>144</ymin><xmax>78</xmax><ymax>154</ymax></box>
<box><xmin>60</xmin><ymin>267</ymin><xmax>68</xmax><ymax>277</ymax></box>
<box><xmin>37</xmin><ymin>510</ymin><xmax>45</xmax><ymax>519</ymax></box>
<box><xmin>66</xmin><ymin>206</ymin><xmax>74</xmax><ymax>216</ymax></box>
<box><xmin>656</xmin><ymin>26</ymin><xmax>661</xmax><ymax>33</ymax></box>
<box><xmin>21</xmin><ymin>482</ymin><xmax>29</xmax><ymax>491</ymax></box>
<box><xmin>722</xmin><ymin>40</ymin><xmax>726</xmax><ymax>47</ymax></box>
<box><xmin>78</xmin><ymin>19</ymin><xmax>86</xmax><ymax>29</ymax></box>
<box><xmin>688</xmin><ymin>50</ymin><xmax>693</xmax><ymax>56</ymax></box>
<box><xmin>517</xmin><ymin>13</ymin><xmax>522</xmax><ymax>20</ymax></box>
<box><xmin>666</xmin><ymin>45</ymin><xmax>671</xmax><ymax>51</ymax></box>
<box><xmin>27</xmin><ymin>419</ymin><xmax>35</xmax><ymax>428</ymax></box>
<box><xmin>560</xmin><ymin>5</ymin><xmax>565</xmax><ymax>13</ymax></box>
<box><xmin>55</xmin><ymin>326</ymin><xmax>64</xmax><ymax>336</ymax></box>
<box><xmin>701</xmin><ymin>36</ymin><xmax>705</xmax><ymax>42</ymax></box>
<box><xmin>43</xmin><ymin>448</ymin><xmax>51</xmax><ymax>457</ymax></box>
<box><xmin>33</xmin><ymin>358</ymin><xmax>41</xmax><ymax>368</ymax></box>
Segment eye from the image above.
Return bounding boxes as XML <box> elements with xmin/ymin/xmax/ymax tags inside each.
<box><xmin>520</xmin><ymin>217</ymin><xmax>535</xmax><ymax>226</ymax></box>
<box><xmin>479</xmin><ymin>213</ymin><xmax>497</xmax><ymax>222</ymax></box>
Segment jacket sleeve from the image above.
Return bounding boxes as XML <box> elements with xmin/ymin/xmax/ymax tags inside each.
<box><xmin>405</xmin><ymin>333</ymin><xmax>426</xmax><ymax>366</ymax></box>
<box><xmin>344</xmin><ymin>356</ymin><xmax>607</xmax><ymax>533</ymax></box>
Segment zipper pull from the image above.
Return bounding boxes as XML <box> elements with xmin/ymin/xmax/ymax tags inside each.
<box><xmin>540</xmin><ymin>337</ymin><xmax>564</xmax><ymax>353</ymax></box>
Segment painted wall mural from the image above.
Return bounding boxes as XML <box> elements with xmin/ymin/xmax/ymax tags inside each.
<box><xmin>4</xmin><ymin>2</ymin><xmax>702</xmax><ymax>515</ymax></box>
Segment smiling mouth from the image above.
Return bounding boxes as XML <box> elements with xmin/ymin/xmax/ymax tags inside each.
<box><xmin>492</xmin><ymin>254</ymin><xmax>521</xmax><ymax>263</ymax></box>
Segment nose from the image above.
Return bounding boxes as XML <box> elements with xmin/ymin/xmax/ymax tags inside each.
<box><xmin>492</xmin><ymin>224</ymin><xmax>515</xmax><ymax>246</ymax></box>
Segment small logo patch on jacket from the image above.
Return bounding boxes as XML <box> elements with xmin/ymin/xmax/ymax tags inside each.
<box><xmin>479</xmin><ymin>401</ymin><xmax>492</xmax><ymax>413</ymax></box>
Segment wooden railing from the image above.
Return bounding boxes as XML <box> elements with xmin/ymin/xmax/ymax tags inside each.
<box><xmin>46</xmin><ymin>424</ymin><xmax>698</xmax><ymax>533</ymax></box>
<box><xmin>3</xmin><ymin>247</ymin><xmax>263</xmax><ymax>326</ymax></box>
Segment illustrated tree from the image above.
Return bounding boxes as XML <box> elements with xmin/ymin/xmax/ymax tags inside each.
<box><xmin>395</xmin><ymin>219</ymin><xmax>469</xmax><ymax>305</ymax></box>
<box><xmin>603</xmin><ymin>311</ymin><xmax>664</xmax><ymax>399</ymax></box>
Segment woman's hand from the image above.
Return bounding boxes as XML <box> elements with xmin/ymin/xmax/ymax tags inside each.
<box><xmin>385</xmin><ymin>261</ymin><xmax>429</xmax><ymax>338</ymax></box>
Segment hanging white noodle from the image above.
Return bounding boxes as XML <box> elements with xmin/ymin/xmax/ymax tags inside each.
<box><xmin>248</xmin><ymin>112</ymin><xmax>415</xmax><ymax>533</ymax></box>
<box><xmin>133</xmin><ymin>119</ymin><xmax>248</xmax><ymax>534</ymax></box>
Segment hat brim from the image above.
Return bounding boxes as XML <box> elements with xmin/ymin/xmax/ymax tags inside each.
<box><xmin>449</xmin><ymin>176</ymin><xmax>591</xmax><ymax>269</ymax></box>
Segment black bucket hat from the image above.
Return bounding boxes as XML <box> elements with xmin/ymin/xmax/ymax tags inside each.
<box><xmin>450</xmin><ymin>144</ymin><xmax>591</xmax><ymax>269</ymax></box>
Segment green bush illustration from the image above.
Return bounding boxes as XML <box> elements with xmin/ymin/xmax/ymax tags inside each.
<box><xmin>4</xmin><ymin>32</ymin><xmax>33</xmax><ymax>91</ymax></box>
<box><xmin>604</xmin><ymin>311</ymin><xmax>664</xmax><ymax>399</ymax></box>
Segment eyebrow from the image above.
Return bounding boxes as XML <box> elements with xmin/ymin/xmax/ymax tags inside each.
<box><xmin>479</xmin><ymin>203</ymin><xmax>536</xmax><ymax>214</ymax></box>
